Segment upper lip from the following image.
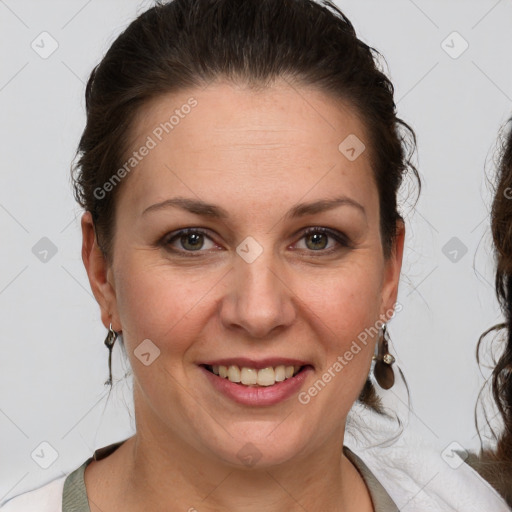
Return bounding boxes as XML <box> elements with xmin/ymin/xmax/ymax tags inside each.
<box><xmin>199</xmin><ymin>358</ymin><xmax>313</xmax><ymax>370</ymax></box>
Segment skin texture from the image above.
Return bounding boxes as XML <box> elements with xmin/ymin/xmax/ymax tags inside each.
<box><xmin>81</xmin><ymin>79</ymin><xmax>405</xmax><ymax>511</ymax></box>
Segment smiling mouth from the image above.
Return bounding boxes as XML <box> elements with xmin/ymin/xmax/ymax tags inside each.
<box><xmin>202</xmin><ymin>364</ymin><xmax>308</xmax><ymax>387</ymax></box>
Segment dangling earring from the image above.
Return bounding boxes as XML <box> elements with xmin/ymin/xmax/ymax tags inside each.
<box><xmin>104</xmin><ymin>321</ymin><xmax>118</xmax><ymax>386</ymax></box>
<box><xmin>373</xmin><ymin>323</ymin><xmax>395</xmax><ymax>390</ymax></box>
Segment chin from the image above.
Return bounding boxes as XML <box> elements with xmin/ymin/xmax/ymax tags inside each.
<box><xmin>202</xmin><ymin>426</ymin><xmax>308</xmax><ymax>469</ymax></box>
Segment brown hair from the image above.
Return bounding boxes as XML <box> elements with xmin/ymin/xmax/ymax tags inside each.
<box><xmin>473</xmin><ymin>119</ymin><xmax>512</xmax><ymax>504</ymax></box>
<box><xmin>71</xmin><ymin>0</ymin><xmax>419</xmax><ymax>404</ymax></box>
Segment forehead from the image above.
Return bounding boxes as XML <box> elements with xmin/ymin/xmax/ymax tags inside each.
<box><xmin>118</xmin><ymin>80</ymin><xmax>376</xmax><ymax>214</ymax></box>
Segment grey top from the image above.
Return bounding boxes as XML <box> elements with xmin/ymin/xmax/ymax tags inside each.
<box><xmin>62</xmin><ymin>441</ymin><xmax>398</xmax><ymax>511</ymax></box>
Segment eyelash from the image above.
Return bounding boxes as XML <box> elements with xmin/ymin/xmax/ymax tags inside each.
<box><xmin>161</xmin><ymin>227</ymin><xmax>352</xmax><ymax>257</ymax></box>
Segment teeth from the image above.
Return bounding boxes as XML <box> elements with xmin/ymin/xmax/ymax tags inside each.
<box><xmin>211</xmin><ymin>364</ymin><xmax>302</xmax><ymax>386</ymax></box>
<box><xmin>274</xmin><ymin>365</ymin><xmax>286</xmax><ymax>382</ymax></box>
<box><xmin>227</xmin><ymin>365</ymin><xmax>241</xmax><ymax>382</ymax></box>
<box><xmin>240</xmin><ymin>367</ymin><xmax>257</xmax><ymax>385</ymax></box>
<box><xmin>257</xmin><ymin>367</ymin><xmax>275</xmax><ymax>387</ymax></box>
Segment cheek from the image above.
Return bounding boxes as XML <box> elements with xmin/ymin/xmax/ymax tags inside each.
<box><xmin>114</xmin><ymin>243</ymin><xmax>383</xmax><ymax>362</ymax></box>
<box><xmin>294</xmin><ymin>260</ymin><xmax>383</xmax><ymax>340</ymax></box>
<box><xmin>113</xmin><ymin>256</ymin><xmax>212</xmax><ymax>353</ymax></box>
<box><xmin>292</xmin><ymin>261</ymin><xmax>382</xmax><ymax>393</ymax></box>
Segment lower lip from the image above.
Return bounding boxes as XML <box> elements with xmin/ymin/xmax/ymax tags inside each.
<box><xmin>199</xmin><ymin>365</ymin><xmax>313</xmax><ymax>406</ymax></box>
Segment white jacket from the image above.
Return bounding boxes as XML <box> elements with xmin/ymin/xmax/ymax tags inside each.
<box><xmin>0</xmin><ymin>477</ymin><xmax>65</xmax><ymax>512</ymax></box>
<box><xmin>343</xmin><ymin>401</ymin><xmax>511</xmax><ymax>511</ymax></box>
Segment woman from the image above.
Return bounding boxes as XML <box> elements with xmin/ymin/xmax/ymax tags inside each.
<box><xmin>467</xmin><ymin>119</ymin><xmax>512</xmax><ymax>506</ymax></box>
<box><xmin>1</xmin><ymin>0</ymin><xmax>509</xmax><ymax>510</ymax></box>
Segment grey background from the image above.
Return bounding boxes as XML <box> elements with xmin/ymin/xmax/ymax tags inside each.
<box><xmin>1</xmin><ymin>0</ymin><xmax>512</xmax><ymax>503</ymax></box>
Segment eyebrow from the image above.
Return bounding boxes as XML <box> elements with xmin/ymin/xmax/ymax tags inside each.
<box><xmin>141</xmin><ymin>196</ymin><xmax>366</xmax><ymax>219</ymax></box>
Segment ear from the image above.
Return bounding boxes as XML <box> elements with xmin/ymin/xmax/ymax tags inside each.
<box><xmin>81</xmin><ymin>211</ymin><xmax>121</xmax><ymax>332</ymax></box>
<box><xmin>380</xmin><ymin>219</ymin><xmax>405</xmax><ymax>321</ymax></box>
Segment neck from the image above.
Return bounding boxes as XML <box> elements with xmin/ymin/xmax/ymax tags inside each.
<box><xmin>114</xmin><ymin>404</ymin><xmax>373</xmax><ymax>512</ymax></box>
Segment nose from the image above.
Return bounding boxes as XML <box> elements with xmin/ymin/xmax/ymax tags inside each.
<box><xmin>219</xmin><ymin>248</ymin><xmax>296</xmax><ymax>339</ymax></box>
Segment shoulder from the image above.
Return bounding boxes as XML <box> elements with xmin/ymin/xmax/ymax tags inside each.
<box><xmin>0</xmin><ymin>441</ymin><xmax>126</xmax><ymax>512</ymax></box>
<box><xmin>345</xmin><ymin>401</ymin><xmax>511</xmax><ymax>512</ymax></box>
<box><xmin>0</xmin><ymin>476</ymin><xmax>66</xmax><ymax>512</ymax></box>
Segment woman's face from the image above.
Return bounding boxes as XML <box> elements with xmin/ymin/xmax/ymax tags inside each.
<box><xmin>83</xmin><ymin>79</ymin><xmax>404</xmax><ymax>467</ymax></box>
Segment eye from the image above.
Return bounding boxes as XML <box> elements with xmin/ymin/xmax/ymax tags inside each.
<box><xmin>294</xmin><ymin>227</ymin><xmax>350</xmax><ymax>254</ymax></box>
<box><xmin>162</xmin><ymin>226</ymin><xmax>351</xmax><ymax>256</ymax></box>
<box><xmin>163</xmin><ymin>228</ymin><xmax>218</xmax><ymax>253</ymax></box>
